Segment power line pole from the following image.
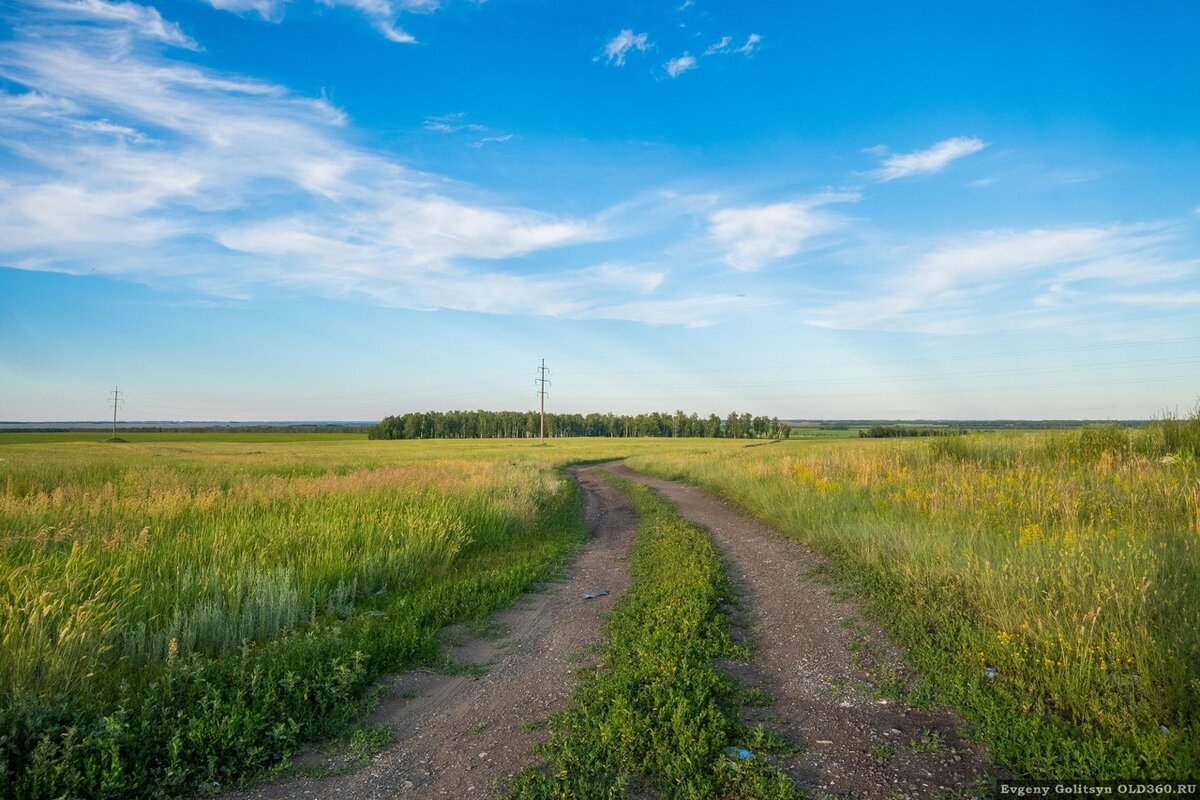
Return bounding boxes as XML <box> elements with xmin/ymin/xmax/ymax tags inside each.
<box><xmin>536</xmin><ymin>359</ymin><xmax>550</xmax><ymax>444</ymax></box>
<box><xmin>109</xmin><ymin>386</ymin><xmax>123</xmax><ymax>439</ymax></box>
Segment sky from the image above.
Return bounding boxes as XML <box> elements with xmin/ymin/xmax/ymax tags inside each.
<box><xmin>1</xmin><ymin>0</ymin><xmax>1199</xmax><ymax>421</ymax></box>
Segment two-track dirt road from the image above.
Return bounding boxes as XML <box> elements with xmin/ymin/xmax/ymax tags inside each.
<box><xmin>229</xmin><ymin>462</ymin><xmax>993</xmax><ymax>800</ymax></box>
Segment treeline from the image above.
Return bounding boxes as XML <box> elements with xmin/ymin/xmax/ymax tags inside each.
<box><xmin>859</xmin><ymin>425</ymin><xmax>968</xmax><ymax>439</ymax></box>
<box><xmin>368</xmin><ymin>410</ymin><xmax>789</xmax><ymax>440</ymax></box>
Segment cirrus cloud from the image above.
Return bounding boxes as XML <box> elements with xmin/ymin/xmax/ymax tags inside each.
<box><xmin>603</xmin><ymin>29</ymin><xmax>649</xmax><ymax>66</ymax></box>
<box><xmin>665</xmin><ymin>53</ymin><xmax>697</xmax><ymax>78</ymax></box>
<box><xmin>870</xmin><ymin>136</ymin><xmax>987</xmax><ymax>182</ymax></box>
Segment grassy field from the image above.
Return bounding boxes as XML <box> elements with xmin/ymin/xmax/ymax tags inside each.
<box><xmin>0</xmin><ymin>434</ymin><xmax>746</xmax><ymax>798</ymax></box>
<box><xmin>3</xmin><ymin>422</ymin><xmax>1197</xmax><ymax>793</ymax></box>
<box><xmin>628</xmin><ymin>418</ymin><xmax>1200</xmax><ymax>779</ymax></box>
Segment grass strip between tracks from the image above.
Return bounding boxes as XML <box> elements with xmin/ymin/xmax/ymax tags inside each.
<box><xmin>506</xmin><ymin>474</ymin><xmax>800</xmax><ymax>800</ymax></box>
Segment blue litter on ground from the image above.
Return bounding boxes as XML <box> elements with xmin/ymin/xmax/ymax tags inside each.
<box><xmin>581</xmin><ymin>590</ymin><xmax>609</xmax><ymax>600</ymax></box>
<box><xmin>726</xmin><ymin>747</ymin><xmax>754</xmax><ymax>760</ymax></box>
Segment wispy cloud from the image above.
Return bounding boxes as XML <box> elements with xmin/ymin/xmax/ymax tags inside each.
<box><xmin>870</xmin><ymin>136</ymin><xmax>986</xmax><ymax>182</ymax></box>
<box><xmin>703</xmin><ymin>36</ymin><xmax>731</xmax><ymax>56</ymax></box>
<box><xmin>579</xmin><ymin>295</ymin><xmax>755</xmax><ymax>328</ymax></box>
<box><xmin>425</xmin><ymin>112</ymin><xmax>512</xmax><ymax>147</ymax></box>
<box><xmin>206</xmin><ymin>0</ymin><xmax>285</xmax><ymax>20</ymax></box>
<box><xmin>708</xmin><ymin>192</ymin><xmax>859</xmax><ymax>271</ymax></box>
<box><xmin>603</xmin><ymin>29</ymin><xmax>649</xmax><ymax>66</ymax></box>
<box><xmin>665</xmin><ymin>53</ymin><xmax>697</xmax><ymax>78</ymax></box>
<box><xmin>807</xmin><ymin>223</ymin><xmax>1197</xmax><ymax>332</ymax></box>
<box><xmin>206</xmin><ymin>0</ymin><xmax>435</xmax><ymax>41</ymax></box>
<box><xmin>470</xmin><ymin>133</ymin><xmax>513</xmax><ymax>147</ymax></box>
<box><xmin>702</xmin><ymin>33</ymin><xmax>760</xmax><ymax>58</ymax></box>
<box><xmin>0</xmin><ymin>1</ymin><xmax>663</xmax><ymax>324</ymax></box>
<box><xmin>319</xmin><ymin>0</ymin><xmax>427</xmax><ymax>43</ymax></box>
<box><xmin>737</xmin><ymin>33</ymin><xmax>761</xmax><ymax>55</ymax></box>
<box><xmin>1103</xmin><ymin>291</ymin><xmax>1200</xmax><ymax>307</ymax></box>
<box><xmin>586</xmin><ymin>263</ymin><xmax>665</xmax><ymax>294</ymax></box>
<box><xmin>30</xmin><ymin>0</ymin><xmax>201</xmax><ymax>49</ymax></box>
<box><xmin>424</xmin><ymin>112</ymin><xmax>485</xmax><ymax>133</ymax></box>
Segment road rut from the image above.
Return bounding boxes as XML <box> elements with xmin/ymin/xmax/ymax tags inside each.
<box><xmin>228</xmin><ymin>465</ymin><xmax>638</xmax><ymax>799</ymax></box>
<box><xmin>230</xmin><ymin>462</ymin><xmax>994</xmax><ymax>799</ymax></box>
<box><xmin>605</xmin><ymin>462</ymin><xmax>994</xmax><ymax>800</ymax></box>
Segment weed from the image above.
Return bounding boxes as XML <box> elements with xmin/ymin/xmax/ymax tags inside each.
<box><xmin>910</xmin><ymin>729</ymin><xmax>946</xmax><ymax>754</ymax></box>
<box><xmin>870</xmin><ymin>743</ymin><xmax>895</xmax><ymax>760</ymax></box>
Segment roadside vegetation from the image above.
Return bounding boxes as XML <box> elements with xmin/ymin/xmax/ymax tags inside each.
<box><xmin>507</xmin><ymin>476</ymin><xmax>798</xmax><ymax>799</ymax></box>
<box><xmin>0</xmin><ymin>435</ymin><xmax>756</xmax><ymax>798</ymax></box>
<box><xmin>627</xmin><ymin>412</ymin><xmax>1200</xmax><ymax>778</ymax></box>
<box><xmin>0</xmin><ymin>438</ymin><xmax>598</xmax><ymax>798</ymax></box>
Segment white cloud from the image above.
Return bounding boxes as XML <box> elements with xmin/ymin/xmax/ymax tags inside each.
<box><xmin>665</xmin><ymin>53</ymin><xmax>697</xmax><ymax>78</ymax></box>
<box><xmin>205</xmin><ymin>0</ymin><xmax>430</xmax><ymax>40</ymax></box>
<box><xmin>205</xmin><ymin>0</ymin><xmax>285</xmax><ymax>19</ymax></box>
<box><xmin>580</xmin><ymin>295</ymin><xmax>752</xmax><ymax>328</ymax></box>
<box><xmin>586</xmin><ymin>263</ymin><xmax>665</xmax><ymax>294</ymax></box>
<box><xmin>604</xmin><ymin>29</ymin><xmax>649</xmax><ymax>66</ymax></box>
<box><xmin>806</xmin><ymin>223</ymin><xmax>1196</xmax><ymax>332</ymax></box>
<box><xmin>1103</xmin><ymin>291</ymin><xmax>1200</xmax><ymax>307</ymax></box>
<box><xmin>871</xmin><ymin>136</ymin><xmax>987</xmax><ymax>182</ymax></box>
<box><xmin>704</xmin><ymin>36</ymin><xmax>731</xmax><ymax>55</ymax></box>
<box><xmin>424</xmin><ymin>113</ymin><xmax>511</xmax><ymax>147</ymax></box>
<box><xmin>737</xmin><ymin>33</ymin><xmax>761</xmax><ymax>55</ymax></box>
<box><xmin>708</xmin><ymin>192</ymin><xmax>859</xmax><ymax>271</ymax></box>
<box><xmin>0</xmin><ymin>3</ymin><xmax>661</xmax><ymax>325</ymax></box>
<box><xmin>29</xmin><ymin>0</ymin><xmax>201</xmax><ymax>49</ymax></box>
<box><xmin>704</xmin><ymin>33</ymin><xmax>761</xmax><ymax>58</ymax></box>
<box><xmin>1057</xmin><ymin>255</ymin><xmax>1194</xmax><ymax>284</ymax></box>
<box><xmin>471</xmin><ymin>133</ymin><xmax>513</xmax><ymax>147</ymax></box>
<box><xmin>424</xmin><ymin>112</ymin><xmax>486</xmax><ymax>133</ymax></box>
<box><xmin>319</xmin><ymin>0</ymin><xmax>420</xmax><ymax>42</ymax></box>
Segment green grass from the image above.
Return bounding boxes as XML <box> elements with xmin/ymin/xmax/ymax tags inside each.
<box><xmin>0</xmin><ymin>441</ymin><xmax>592</xmax><ymax>798</ymax></box>
<box><xmin>627</xmin><ymin>420</ymin><xmax>1200</xmax><ymax>779</ymax></box>
<box><xmin>0</xmin><ymin>436</ymin><xmax>763</xmax><ymax>798</ymax></box>
<box><xmin>505</xmin><ymin>476</ymin><xmax>800</xmax><ymax>800</ymax></box>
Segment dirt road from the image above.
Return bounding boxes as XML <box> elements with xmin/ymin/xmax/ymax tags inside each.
<box><xmin>604</xmin><ymin>462</ymin><xmax>993</xmax><ymax>799</ymax></box>
<box><xmin>228</xmin><ymin>466</ymin><xmax>639</xmax><ymax>799</ymax></box>
<box><xmin>229</xmin><ymin>462</ymin><xmax>993</xmax><ymax>799</ymax></box>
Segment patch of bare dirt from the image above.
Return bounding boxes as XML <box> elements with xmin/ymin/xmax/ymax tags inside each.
<box><xmin>226</xmin><ymin>465</ymin><xmax>638</xmax><ymax>799</ymax></box>
<box><xmin>606</xmin><ymin>462</ymin><xmax>996</xmax><ymax>800</ymax></box>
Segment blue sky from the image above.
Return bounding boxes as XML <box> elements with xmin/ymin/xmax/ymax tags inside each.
<box><xmin>1</xmin><ymin>0</ymin><xmax>1198</xmax><ymax>421</ymax></box>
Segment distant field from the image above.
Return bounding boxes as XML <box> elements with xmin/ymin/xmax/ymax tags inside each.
<box><xmin>0</xmin><ymin>431</ymin><xmax>369</xmax><ymax>444</ymax></box>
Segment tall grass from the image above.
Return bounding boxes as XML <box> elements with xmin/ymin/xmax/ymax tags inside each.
<box><xmin>1</xmin><ymin>458</ymin><xmax>557</xmax><ymax>699</ymax></box>
<box><xmin>0</xmin><ymin>440</ymin><xmax>582</xmax><ymax>798</ymax></box>
<box><xmin>627</xmin><ymin>417</ymin><xmax>1200</xmax><ymax>778</ymax></box>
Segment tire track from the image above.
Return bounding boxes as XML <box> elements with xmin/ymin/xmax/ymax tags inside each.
<box><xmin>227</xmin><ymin>465</ymin><xmax>638</xmax><ymax>799</ymax></box>
<box><xmin>604</xmin><ymin>462</ymin><xmax>995</xmax><ymax>800</ymax></box>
